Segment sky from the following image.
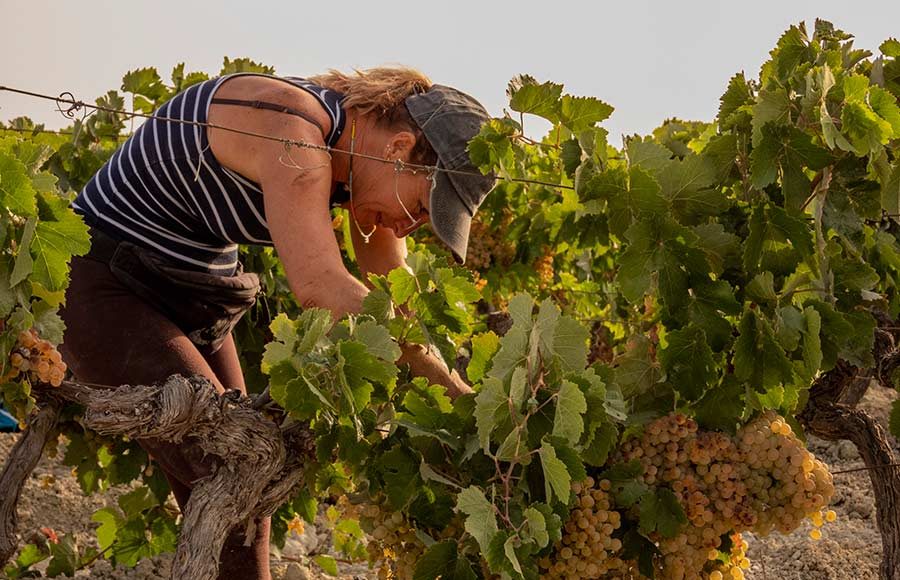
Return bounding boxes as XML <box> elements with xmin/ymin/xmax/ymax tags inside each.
<box><xmin>2</xmin><ymin>1</ymin><xmax>900</xmax><ymax>141</ymax></box>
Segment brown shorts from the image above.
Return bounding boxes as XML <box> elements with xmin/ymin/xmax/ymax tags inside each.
<box><xmin>84</xmin><ymin>228</ymin><xmax>260</xmax><ymax>355</ymax></box>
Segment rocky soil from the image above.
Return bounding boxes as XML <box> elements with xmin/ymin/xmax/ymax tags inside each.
<box><xmin>1</xmin><ymin>387</ymin><xmax>894</xmax><ymax>579</ymax></box>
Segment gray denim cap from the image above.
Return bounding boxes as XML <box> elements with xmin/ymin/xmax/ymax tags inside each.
<box><xmin>405</xmin><ymin>85</ymin><xmax>496</xmax><ymax>263</ymax></box>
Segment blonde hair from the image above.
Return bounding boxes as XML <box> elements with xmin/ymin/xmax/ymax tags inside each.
<box><xmin>309</xmin><ymin>66</ymin><xmax>437</xmax><ymax>164</ymax></box>
<box><xmin>309</xmin><ymin>66</ymin><xmax>433</xmax><ymax>117</ymax></box>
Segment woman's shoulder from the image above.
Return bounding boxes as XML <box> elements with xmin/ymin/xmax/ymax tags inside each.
<box><xmin>210</xmin><ymin>74</ymin><xmax>333</xmax><ymax>134</ymax></box>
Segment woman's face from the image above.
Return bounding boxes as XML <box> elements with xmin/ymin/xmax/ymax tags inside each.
<box><xmin>348</xmin><ymin>121</ymin><xmax>432</xmax><ymax>238</ymax></box>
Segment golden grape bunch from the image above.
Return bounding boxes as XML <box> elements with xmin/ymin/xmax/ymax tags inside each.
<box><xmin>539</xmin><ymin>477</ymin><xmax>628</xmax><ymax>579</ymax></box>
<box><xmin>357</xmin><ymin>499</ymin><xmax>425</xmax><ymax>580</ymax></box>
<box><xmin>6</xmin><ymin>329</ymin><xmax>67</xmax><ymax>387</ymax></box>
<box><xmin>610</xmin><ymin>412</ymin><xmax>835</xmax><ymax>580</ymax></box>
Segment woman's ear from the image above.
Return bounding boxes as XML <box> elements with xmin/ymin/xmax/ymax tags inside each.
<box><xmin>385</xmin><ymin>131</ymin><xmax>417</xmax><ymax>161</ymax></box>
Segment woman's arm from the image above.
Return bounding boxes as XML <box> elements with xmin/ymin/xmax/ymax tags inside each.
<box><xmin>254</xmin><ymin>122</ymin><xmax>369</xmax><ymax>319</ymax></box>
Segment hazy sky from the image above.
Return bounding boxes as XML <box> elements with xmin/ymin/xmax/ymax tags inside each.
<box><xmin>3</xmin><ymin>1</ymin><xmax>900</xmax><ymax>140</ymax></box>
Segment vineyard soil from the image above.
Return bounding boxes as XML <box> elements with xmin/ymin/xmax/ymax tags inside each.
<box><xmin>0</xmin><ymin>387</ymin><xmax>892</xmax><ymax>580</ymax></box>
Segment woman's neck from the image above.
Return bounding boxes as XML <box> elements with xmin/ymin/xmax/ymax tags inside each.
<box><xmin>330</xmin><ymin>109</ymin><xmax>362</xmax><ymax>184</ymax></box>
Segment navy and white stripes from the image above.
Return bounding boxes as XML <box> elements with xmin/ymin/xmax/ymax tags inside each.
<box><xmin>73</xmin><ymin>73</ymin><xmax>346</xmax><ymax>274</ymax></box>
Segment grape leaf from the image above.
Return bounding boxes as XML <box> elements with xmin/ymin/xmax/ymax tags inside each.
<box><xmin>559</xmin><ymin>95</ymin><xmax>614</xmax><ymax>132</ymax></box>
<box><xmin>456</xmin><ymin>486</ymin><xmax>498</xmax><ymax>553</ymax></box>
<box><xmin>639</xmin><ymin>488</ymin><xmax>687</xmax><ymax>538</ymax></box>
<box><xmin>414</xmin><ymin>540</ymin><xmax>468</xmax><ymax>580</ymax></box>
<box><xmin>467</xmin><ymin>331</ymin><xmax>499</xmax><ymax>384</ymax></box>
<box><xmin>0</xmin><ymin>150</ymin><xmax>37</xmax><ymax>216</ymax></box>
<box><xmin>733</xmin><ymin>308</ymin><xmax>794</xmax><ymax>392</ymax></box>
<box><xmin>538</xmin><ymin>440</ymin><xmax>570</xmax><ymax>504</ymax></box>
<box><xmin>658</xmin><ymin>325</ymin><xmax>716</xmax><ymax>401</ymax></box>
<box><xmin>508</xmin><ymin>76</ymin><xmax>562</xmax><ymax>122</ymax></box>
<box><xmin>474</xmin><ymin>377</ymin><xmax>507</xmax><ymax>451</ymax></box>
<box><xmin>553</xmin><ymin>315</ymin><xmax>589</xmax><ymax>373</ymax></box>
<box><xmin>313</xmin><ymin>555</ymin><xmax>339</xmax><ymax>576</ymax></box>
<box><xmin>552</xmin><ymin>380</ymin><xmax>587</xmax><ymax>444</ymax></box>
<box><xmin>719</xmin><ymin>72</ymin><xmax>753</xmax><ymax>122</ymax></box>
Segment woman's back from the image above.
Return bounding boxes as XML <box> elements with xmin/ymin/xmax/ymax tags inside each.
<box><xmin>72</xmin><ymin>74</ymin><xmax>346</xmax><ymax>274</ymax></box>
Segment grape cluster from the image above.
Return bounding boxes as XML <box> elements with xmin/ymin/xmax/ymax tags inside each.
<box><xmin>738</xmin><ymin>412</ymin><xmax>835</xmax><ymax>537</ymax></box>
<box><xmin>612</xmin><ymin>412</ymin><xmax>835</xmax><ymax>579</ymax></box>
<box><xmin>6</xmin><ymin>329</ymin><xmax>67</xmax><ymax>387</ymax></box>
<box><xmin>539</xmin><ymin>477</ymin><xmax>628</xmax><ymax>579</ymax></box>
<box><xmin>357</xmin><ymin>498</ymin><xmax>425</xmax><ymax>580</ymax></box>
<box><xmin>465</xmin><ymin>215</ymin><xmax>515</xmax><ymax>271</ymax></box>
<box><xmin>535</xmin><ymin>246</ymin><xmax>554</xmax><ymax>289</ymax></box>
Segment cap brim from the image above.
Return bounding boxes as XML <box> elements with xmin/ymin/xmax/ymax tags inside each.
<box><xmin>428</xmin><ymin>169</ymin><xmax>473</xmax><ymax>264</ymax></box>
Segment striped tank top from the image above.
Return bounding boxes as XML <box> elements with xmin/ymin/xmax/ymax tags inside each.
<box><xmin>73</xmin><ymin>73</ymin><xmax>347</xmax><ymax>274</ymax></box>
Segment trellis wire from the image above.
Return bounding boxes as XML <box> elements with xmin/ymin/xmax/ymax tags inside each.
<box><xmin>0</xmin><ymin>85</ymin><xmax>574</xmax><ymax>191</ymax></box>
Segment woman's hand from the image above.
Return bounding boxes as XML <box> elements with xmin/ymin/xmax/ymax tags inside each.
<box><xmin>398</xmin><ymin>343</ymin><xmax>473</xmax><ymax>400</ymax></box>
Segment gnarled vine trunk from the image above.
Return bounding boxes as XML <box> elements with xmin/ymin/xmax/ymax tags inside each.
<box><xmin>799</xmin><ymin>317</ymin><xmax>900</xmax><ymax>580</ymax></box>
<box><xmin>0</xmin><ymin>374</ymin><xmax>315</xmax><ymax>580</ymax></box>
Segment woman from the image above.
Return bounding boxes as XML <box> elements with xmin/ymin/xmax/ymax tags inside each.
<box><xmin>59</xmin><ymin>67</ymin><xmax>495</xmax><ymax>579</ymax></box>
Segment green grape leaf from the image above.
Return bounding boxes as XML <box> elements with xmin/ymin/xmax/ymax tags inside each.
<box><xmin>0</xmin><ymin>259</ymin><xmax>15</xmax><ymax>318</ymax></box>
<box><xmin>507</xmin><ymin>76</ymin><xmax>562</xmax><ymax>122</ymax></box>
<box><xmin>659</xmin><ymin>325</ymin><xmax>717</xmax><ymax>401</ymax></box>
<box><xmin>92</xmin><ymin>507</ymin><xmax>121</xmax><ymax>551</ymax></box>
<box><xmin>751</xmin><ymin>89</ymin><xmax>792</xmax><ymax>147</ymax></box>
<box><xmin>890</xmin><ymin>400</ymin><xmax>900</xmax><ymax>440</ymax></box>
<box><xmin>559</xmin><ymin>95</ymin><xmax>614</xmax><ymax>132</ymax></box>
<box><xmin>361</xmin><ymin>288</ymin><xmax>393</xmax><ymax>323</ymax></box>
<box><xmin>693</xmin><ymin>375</ymin><xmax>745</xmax><ymax>433</ymax></box>
<box><xmin>539</xmin><ymin>439</ymin><xmax>571</xmax><ymax>504</ymax></box>
<box><xmin>121</xmin><ymin>67</ymin><xmax>168</xmax><ymax>101</ymax></box>
<box><xmin>614</xmin><ymin>336</ymin><xmax>662</xmax><ymax>398</ymax></box>
<box><xmin>601</xmin><ymin>461</ymin><xmax>648</xmax><ymax>508</ymax></box>
<box><xmin>719</xmin><ymin>73</ymin><xmax>753</xmax><ymax>122</ymax></box>
<box><xmin>561</xmin><ymin>139</ymin><xmax>583</xmax><ymax>176</ymax></box>
<box><xmin>733</xmin><ymin>308</ymin><xmax>794</xmax><ymax>392</ymax></box>
<box><xmin>474</xmin><ymin>377</ymin><xmax>507</xmax><ymax>451</ymax></box>
<box><xmin>523</xmin><ymin>507</ymin><xmax>550</xmax><ymax>548</ymax></box>
<box><xmin>467</xmin><ymin>331</ymin><xmax>499</xmax><ymax>384</ymax></box>
<box><xmin>870</xmin><ymin>86</ymin><xmax>900</xmax><ymax>137</ymax></box>
<box><xmin>339</xmin><ymin>340</ymin><xmax>395</xmax><ymax>407</ymax></box>
<box><xmin>487</xmin><ymin>326</ymin><xmax>528</xmax><ymax>382</ymax></box>
<box><xmin>456</xmin><ymin>486</ymin><xmax>499</xmax><ymax>553</ymax></box>
<box><xmin>553</xmin><ymin>315</ymin><xmax>590</xmax><ymax>372</ymax></box>
<box><xmin>30</xmin><ymin>192</ymin><xmax>91</xmax><ymax>291</ymax></box>
<box><xmin>46</xmin><ymin>534</ymin><xmax>79</xmax><ymax>577</ymax></box>
<box><xmin>354</xmin><ymin>319</ymin><xmax>400</xmax><ymax>361</ymax></box>
<box><xmin>638</xmin><ymin>488</ymin><xmax>687</xmax><ymax>539</ymax></box>
<box><xmin>692</xmin><ymin>223</ymin><xmax>740</xmax><ymax>275</ymax></box>
<box><xmin>503</xmin><ymin>534</ymin><xmax>524</xmax><ymax>577</ymax></box>
<box><xmin>10</xmin><ymin>218</ymin><xmax>36</xmax><ymax>287</ymax></box>
<box><xmin>552</xmin><ymin>380</ymin><xmax>587</xmax><ymax>444</ymax></box>
<box><xmin>627</xmin><ymin>140</ymin><xmax>672</xmax><ymax>173</ymax></box>
<box><xmin>656</xmin><ymin>154</ymin><xmax>724</xmax><ymax>221</ymax></box>
<box><xmin>746</xmin><ymin>271</ymin><xmax>777</xmax><ymax>304</ymax></box>
<box><xmin>118</xmin><ymin>486</ymin><xmax>157</xmax><ymax>518</ymax></box>
<box><xmin>414</xmin><ymin>540</ymin><xmax>471</xmax><ymax>580</ymax></box>
<box><xmin>0</xmin><ymin>150</ymin><xmax>37</xmax><ymax>216</ymax></box>
<box><xmin>881</xmin><ymin>38</ymin><xmax>900</xmax><ymax>58</ymax></box>
<box><xmin>582</xmin><ymin>420</ymin><xmax>618</xmax><ymax>466</ymax></box>
<box><xmin>552</xmin><ymin>440</ymin><xmax>587</xmax><ymax>483</ymax></box>
<box><xmin>220</xmin><ymin>57</ymin><xmax>275</xmax><ymax>75</ymax></box>
<box><xmin>388</xmin><ymin>268</ymin><xmax>418</xmax><ymax>305</ymax></box>
<box><xmin>12</xmin><ymin>543</ymin><xmax>48</xmax><ymax>570</ymax></box>
<box><xmin>313</xmin><ymin>555</ymin><xmax>339</xmax><ymax>576</ymax></box>
<box><xmin>798</xmin><ymin>306</ymin><xmax>823</xmax><ymax>380</ymax></box>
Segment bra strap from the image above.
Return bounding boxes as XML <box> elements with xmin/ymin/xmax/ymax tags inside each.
<box><xmin>210</xmin><ymin>98</ymin><xmax>327</xmax><ymax>137</ymax></box>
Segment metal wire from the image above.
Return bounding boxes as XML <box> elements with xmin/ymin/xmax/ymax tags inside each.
<box><xmin>0</xmin><ymin>85</ymin><xmax>575</xmax><ymax>191</ymax></box>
